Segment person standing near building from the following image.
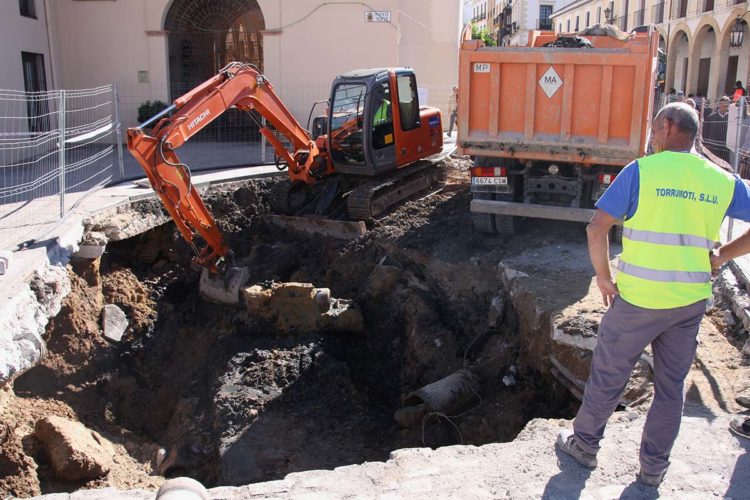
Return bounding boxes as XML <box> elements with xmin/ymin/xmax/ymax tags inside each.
<box><xmin>733</xmin><ymin>81</ymin><xmax>745</xmax><ymax>103</ymax></box>
<box><xmin>448</xmin><ymin>86</ymin><xmax>459</xmax><ymax>137</ymax></box>
<box><xmin>703</xmin><ymin>96</ymin><xmax>732</xmax><ymax>165</ymax></box>
<box><xmin>556</xmin><ymin>102</ymin><xmax>750</xmax><ymax>487</ymax></box>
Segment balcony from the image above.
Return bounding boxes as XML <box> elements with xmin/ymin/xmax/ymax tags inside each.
<box><xmin>537</xmin><ymin>19</ymin><xmax>553</xmax><ymax>30</ymax></box>
<box><xmin>651</xmin><ymin>2</ymin><xmax>665</xmax><ymax>23</ymax></box>
<box><xmin>700</xmin><ymin>0</ymin><xmax>715</xmax><ymax>12</ymax></box>
<box><xmin>616</xmin><ymin>14</ymin><xmax>628</xmax><ymax>31</ymax></box>
<box><xmin>671</xmin><ymin>0</ymin><xmax>687</xmax><ymax>19</ymax></box>
<box><xmin>633</xmin><ymin>9</ymin><xmax>644</xmax><ymax>27</ymax></box>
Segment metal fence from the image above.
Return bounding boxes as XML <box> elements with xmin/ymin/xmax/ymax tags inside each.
<box><xmin>0</xmin><ymin>85</ymin><xmax>122</xmax><ymax>251</ymax></box>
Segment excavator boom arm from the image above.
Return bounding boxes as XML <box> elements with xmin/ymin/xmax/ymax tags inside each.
<box><xmin>127</xmin><ymin>62</ymin><xmax>327</xmax><ymax>273</ymax></box>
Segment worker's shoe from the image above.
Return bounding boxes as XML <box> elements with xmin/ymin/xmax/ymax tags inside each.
<box><xmin>729</xmin><ymin>416</ymin><xmax>750</xmax><ymax>439</ymax></box>
<box><xmin>638</xmin><ymin>468</ymin><xmax>666</xmax><ymax>487</ymax></box>
<box><xmin>556</xmin><ymin>429</ymin><xmax>598</xmax><ymax>468</ymax></box>
<box><xmin>736</xmin><ymin>393</ymin><xmax>750</xmax><ymax>409</ymax></box>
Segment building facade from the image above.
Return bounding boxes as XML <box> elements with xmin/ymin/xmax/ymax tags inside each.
<box><xmin>469</xmin><ymin>0</ymin><xmax>563</xmax><ymax>45</ymax></box>
<box><xmin>1</xmin><ymin>0</ymin><xmax>462</xmax><ymax>128</ymax></box>
<box><xmin>551</xmin><ymin>0</ymin><xmax>750</xmax><ymax>100</ymax></box>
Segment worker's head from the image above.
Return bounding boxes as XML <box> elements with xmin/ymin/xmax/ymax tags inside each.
<box><xmin>736</xmin><ymin>81</ymin><xmax>744</xmax><ymax>89</ymax></box>
<box><xmin>650</xmin><ymin>103</ymin><xmax>699</xmax><ymax>153</ymax></box>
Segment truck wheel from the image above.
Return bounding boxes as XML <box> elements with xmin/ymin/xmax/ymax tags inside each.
<box><xmin>494</xmin><ymin>214</ymin><xmax>518</xmax><ymax>236</ymax></box>
<box><xmin>610</xmin><ymin>225</ymin><xmax>623</xmax><ymax>244</ymax></box>
<box><xmin>472</xmin><ymin>193</ymin><xmax>496</xmax><ymax>233</ymax></box>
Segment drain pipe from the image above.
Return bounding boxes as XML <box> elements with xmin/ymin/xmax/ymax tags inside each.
<box><xmin>43</xmin><ymin>0</ymin><xmax>58</xmax><ymax>89</ymax></box>
<box><xmin>395</xmin><ymin>369</ymin><xmax>481</xmax><ymax>428</ymax></box>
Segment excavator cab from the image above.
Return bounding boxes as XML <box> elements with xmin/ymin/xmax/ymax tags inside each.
<box><xmin>328</xmin><ymin>68</ymin><xmax>443</xmax><ymax>177</ymax></box>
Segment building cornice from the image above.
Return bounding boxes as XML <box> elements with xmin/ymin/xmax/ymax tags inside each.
<box><xmin>552</xmin><ymin>0</ymin><xmax>596</xmax><ymax>18</ymax></box>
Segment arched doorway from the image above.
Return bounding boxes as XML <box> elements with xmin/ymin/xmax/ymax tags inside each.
<box><xmin>691</xmin><ymin>24</ymin><xmax>717</xmax><ymax>98</ymax></box>
<box><xmin>668</xmin><ymin>29</ymin><xmax>690</xmax><ymax>94</ymax></box>
<box><xmin>163</xmin><ymin>0</ymin><xmax>265</xmax><ymax>146</ymax></box>
<box><xmin>165</xmin><ymin>0</ymin><xmax>265</xmax><ymax>94</ymax></box>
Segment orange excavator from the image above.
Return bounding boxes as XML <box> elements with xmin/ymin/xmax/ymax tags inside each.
<box><xmin>127</xmin><ymin>62</ymin><xmax>450</xmax><ymax>303</ymax></box>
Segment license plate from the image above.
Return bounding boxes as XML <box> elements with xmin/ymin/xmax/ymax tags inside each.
<box><xmin>472</xmin><ymin>177</ymin><xmax>508</xmax><ymax>185</ymax></box>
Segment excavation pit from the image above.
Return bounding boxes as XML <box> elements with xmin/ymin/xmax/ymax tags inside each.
<box><xmin>2</xmin><ymin>170</ymin><xmax>593</xmax><ymax>496</ymax></box>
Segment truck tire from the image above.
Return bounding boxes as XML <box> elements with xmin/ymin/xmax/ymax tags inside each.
<box><xmin>494</xmin><ymin>214</ymin><xmax>519</xmax><ymax>236</ymax></box>
<box><xmin>473</xmin><ymin>193</ymin><xmax>496</xmax><ymax>233</ymax></box>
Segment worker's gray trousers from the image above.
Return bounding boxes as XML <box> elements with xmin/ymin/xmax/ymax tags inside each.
<box><xmin>572</xmin><ymin>296</ymin><xmax>705</xmax><ymax>475</ymax></box>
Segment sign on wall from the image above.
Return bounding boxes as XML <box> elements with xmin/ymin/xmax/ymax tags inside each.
<box><xmin>365</xmin><ymin>11</ymin><xmax>391</xmax><ymax>22</ymax></box>
<box><xmin>538</xmin><ymin>66</ymin><xmax>563</xmax><ymax>98</ymax></box>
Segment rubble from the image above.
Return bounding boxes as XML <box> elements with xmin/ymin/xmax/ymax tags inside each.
<box><xmin>102</xmin><ymin>304</ymin><xmax>128</xmax><ymax>342</ymax></box>
<box><xmin>34</xmin><ymin>416</ymin><xmax>114</xmax><ymax>481</ymax></box>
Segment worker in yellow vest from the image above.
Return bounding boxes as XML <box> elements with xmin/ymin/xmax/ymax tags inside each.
<box><xmin>556</xmin><ymin>102</ymin><xmax>750</xmax><ymax>487</ymax></box>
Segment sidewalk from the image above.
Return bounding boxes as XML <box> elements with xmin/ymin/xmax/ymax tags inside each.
<box><xmin>32</xmin><ymin>409</ymin><xmax>750</xmax><ymax>499</ymax></box>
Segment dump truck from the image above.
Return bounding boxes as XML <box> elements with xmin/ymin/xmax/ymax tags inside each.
<box><xmin>458</xmin><ymin>25</ymin><xmax>659</xmax><ymax>239</ymax></box>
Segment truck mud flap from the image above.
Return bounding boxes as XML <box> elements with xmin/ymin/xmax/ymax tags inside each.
<box><xmin>470</xmin><ymin>199</ymin><xmax>596</xmax><ymax>223</ymax></box>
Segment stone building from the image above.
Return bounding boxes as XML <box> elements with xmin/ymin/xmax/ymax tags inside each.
<box><xmin>1</xmin><ymin>0</ymin><xmax>462</xmax><ymax>128</ymax></box>
<box><xmin>551</xmin><ymin>0</ymin><xmax>750</xmax><ymax>99</ymax></box>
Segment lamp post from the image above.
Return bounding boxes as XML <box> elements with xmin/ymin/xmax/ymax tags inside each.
<box><xmin>604</xmin><ymin>7</ymin><xmax>612</xmax><ymax>24</ymax></box>
<box><xmin>729</xmin><ymin>12</ymin><xmax>750</xmax><ymax>96</ymax></box>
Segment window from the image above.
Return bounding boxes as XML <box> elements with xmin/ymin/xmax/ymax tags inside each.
<box><xmin>21</xmin><ymin>52</ymin><xmax>49</xmax><ymax>132</ymax></box>
<box><xmin>567</xmin><ymin>19</ymin><xmax>571</xmax><ymax>31</ymax></box>
<box><xmin>329</xmin><ymin>83</ymin><xmax>367</xmax><ymax>166</ymax></box>
<box><xmin>539</xmin><ymin>5</ymin><xmax>553</xmax><ymax>30</ymax></box>
<box><xmin>597</xmin><ymin>6</ymin><xmax>602</xmax><ymax>23</ymax></box>
<box><xmin>19</xmin><ymin>0</ymin><xmax>36</xmax><ymax>18</ymax></box>
<box><xmin>558</xmin><ymin>22</ymin><xmax>562</xmax><ymax>33</ymax></box>
<box><xmin>397</xmin><ymin>74</ymin><xmax>420</xmax><ymax>132</ymax></box>
<box><xmin>586</xmin><ymin>11</ymin><xmax>590</xmax><ymax>27</ymax></box>
<box><xmin>575</xmin><ymin>16</ymin><xmax>579</xmax><ymax>30</ymax></box>
<box><xmin>371</xmin><ymin>81</ymin><xmax>393</xmax><ymax>150</ymax></box>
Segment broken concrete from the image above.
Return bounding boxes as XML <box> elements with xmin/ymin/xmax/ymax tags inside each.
<box><xmin>241</xmin><ymin>282</ymin><xmax>363</xmax><ymax>333</ymax></box>
<box><xmin>265</xmin><ymin>214</ymin><xmax>367</xmax><ymax>240</ymax></box>
<box><xmin>34</xmin><ymin>416</ymin><xmax>115</xmax><ymax>482</ymax></box>
<box><xmin>102</xmin><ymin>304</ymin><xmax>128</xmax><ymax>342</ymax></box>
<box><xmin>0</xmin><ymin>265</ymin><xmax>70</xmax><ymax>383</ymax></box>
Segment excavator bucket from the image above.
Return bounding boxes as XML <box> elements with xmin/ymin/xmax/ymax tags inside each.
<box><xmin>198</xmin><ymin>266</ymin><xmax>250</xmax><ymax>305</ymax></box>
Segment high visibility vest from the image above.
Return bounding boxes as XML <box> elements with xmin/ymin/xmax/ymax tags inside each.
<box><xmin>373</xmin><ymin>99</ymin><xmax>390</xmax><ymax>124</ymax></box>
<box><xmin>617</xmin><ymin>151</ymin><xmax>735</xmax><ymax>309</ymax></box>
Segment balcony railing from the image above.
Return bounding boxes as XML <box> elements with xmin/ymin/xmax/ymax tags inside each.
<box><xmin>537</xmin><ymin>19</ymin><xmax>553</xmax><ymax>30</ymax></box>
<box><xmin>700</xmin><ymin>0</ymin><xmax>715</xmax><ymax>12</ymax></box>
<box><xmin>651</xmin><ymin>2</ymin><xmax>665</xmax><ymax>23</ymax></box>
<box><xmin>616</xmin><ymin>14</ymin><xmax>628</xmax><ymax>31</ymax></box>
<box><xmin>633</xmin><ymin>9</ymin><xmax>644</xmax><ymax>26</ymax></box>
<box><xmin>671</xmin><ymin>0</ymin><xmax>687</xmax><ymax>19</ymax></box>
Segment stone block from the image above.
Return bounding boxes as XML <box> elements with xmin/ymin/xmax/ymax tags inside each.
<box><xmin>102</xmin><ymin>304</ymin><xmax>128</xmax><ymax>342</ymax></box>
<box><xmin>34</xmin><ymin>416</ymin><xmax>114</xmax><ymax>481</ymax></box>
<box><xmin>242</xmin><ymin>285</ymin><xmax>273</xmax><ymax>313</ymax></box>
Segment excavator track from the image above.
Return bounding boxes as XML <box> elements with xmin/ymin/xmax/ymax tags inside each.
<box><xmin>347</xmin><ymin>160</ymin><xmax>447</xmax><ymax>221</ymax></box>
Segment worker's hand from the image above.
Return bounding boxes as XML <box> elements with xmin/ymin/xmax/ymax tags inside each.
<box><xmin>710</xmin><ymin>249</ymin><xmax>727</xmax><ymax>275</ymax></box>
<box><xmin>596</xmin><ymin>275</ymin><xmax>619</xmax><ymax>308</ymax></box>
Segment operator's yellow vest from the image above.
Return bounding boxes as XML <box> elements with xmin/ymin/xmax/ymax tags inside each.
<box><xmin>617</xmin><ymin>151</ymin><xmax>735</xmax><ymax>309</ymax></box>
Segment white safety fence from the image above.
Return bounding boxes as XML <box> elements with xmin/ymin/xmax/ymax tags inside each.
<box><xmin>0</xmin><ymin>85</ymin><xmax>123</xmax><ymax>251</ymax></box>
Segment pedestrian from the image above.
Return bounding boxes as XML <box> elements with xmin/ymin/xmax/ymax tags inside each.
<box><xmin>448</xmin><ymin>86</ymin><xmax>459</xmax><ymax>137</ymax></box>
<box><xmin>733</xmin><ymin>81</ymin><xmax>745</xmax><ymax>103</ymax></box>
<box><xmin>556</xmin><ymin>102</ymin><xmax>750</xmax><ymax>487</ymax></box>
<box><xmin>703</xmin><ymin>96</ymin><xmax>731</xmax><ymax>165</ymax></box>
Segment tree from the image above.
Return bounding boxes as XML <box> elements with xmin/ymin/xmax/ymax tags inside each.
<box><xmin>471</xmin><ymin>23</ymin><xmax>497</xmax><ymax>46</ymax></box>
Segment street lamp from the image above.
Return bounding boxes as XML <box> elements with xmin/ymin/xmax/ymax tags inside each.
<box><xmin>604</xmin><ymin>7</ymin><xmax>612</xmax><ymax>24</ymax></box>
<box><xmin>730</xmin><ymin>16</ymin><xmax>747</xmax><ymax>48</ymax></box>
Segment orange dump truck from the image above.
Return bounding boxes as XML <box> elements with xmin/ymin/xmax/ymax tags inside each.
<box><xmin>458</xmin><ymin>27</ymin><xmax>659</xmax><ymax>235</ymax></box>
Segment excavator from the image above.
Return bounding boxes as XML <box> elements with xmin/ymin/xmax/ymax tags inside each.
<box><xmin>127</xmin><ymin>62</ymin><xmax>451</xmax><ymax>304</ymax></box>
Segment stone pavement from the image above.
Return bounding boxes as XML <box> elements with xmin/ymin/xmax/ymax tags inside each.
<box><xmin>31</xmin><ymin>409</ymin><xmax>750</xmax><ymax>499</ymax></box>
